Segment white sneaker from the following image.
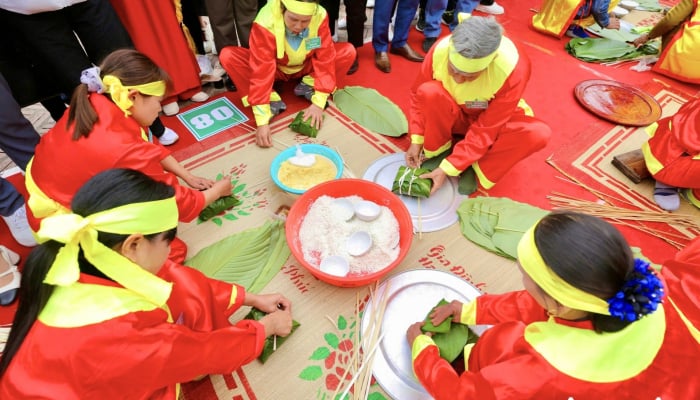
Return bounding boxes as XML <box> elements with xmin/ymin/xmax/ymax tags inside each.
<box><xmin>475</xmin><ymin>2</ymin><xmax>505</xmax><ymax>15</ymax></box>
<box><xmin>1</xmin><ymin>206</ymin><xmax>37</xmax><ymax>247</ymax></box>
<box><xmin>158</xmin><ymin>127</ymin><xmax>180</xmax><ymax>146</ymax></box>
<box><xmin>338</xmin><ymin>17</ymin><xmax>347</xmax><ymax>29</ymax></box>
<box><xmin>366</xmin><ymin>0</ymin><xmax>374</xmax><ymax>7</ymax></box>
<box><xmin>162</xmin><ymin>102</ymin><xmax>180</xmax><ymax>116</ymax></box>
<box><xmin>190</xmin><ymin>91</ymin><xmax>209</xmax><ymax>102</ymax></box>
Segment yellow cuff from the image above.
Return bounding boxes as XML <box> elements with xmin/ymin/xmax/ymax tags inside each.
<box><xmin>311</xmin><ymin>91</ymin><xmax>330</xmax><ymax>109</ymax></box>
<box><xmin>424</xmin><ymin>142</ymin><xmax>452</xmax><ymax>159</ymax></box>
<box><xmin>253</xmin><ymin>104</ymin><xmax>273</xmax><ymax>126</ymax></box>
<box><xmin>459</xmin><ymin>300</ymin><xmax>477</xmax><ymax>325</ymax></box>
<box><xmin>438</xmin><ymin>159</ymin><xmax>462</xmax><ymax>177</ymax></box>
<box><xmin>411</xmin><ymin>334</ymin><xmax>437</xmax><ymax>362</ymax></box>
<box><xmin>410</xmin><ymin>134</ymin><xmax>425</xmax><ymax>145</ymax></box>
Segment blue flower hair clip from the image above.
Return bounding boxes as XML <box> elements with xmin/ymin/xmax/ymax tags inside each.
<box><xmin>607</xmin><ymin>258</ymin><xmax>665</xmax><ymax>322</ymax></box>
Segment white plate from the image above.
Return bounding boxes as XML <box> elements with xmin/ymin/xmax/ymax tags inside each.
<box><xmin>363</xmin><ymin>154</ymin><xmax>465</xmax><ymax>232</ymax></box>
<box><xmin>361</xmin><ymin>269</ymin><xmax>485</xmax><ymax>400</ymax></box>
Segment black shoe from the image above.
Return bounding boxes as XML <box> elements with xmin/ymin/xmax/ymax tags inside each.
<box><xmin>422</xmin><ymin>37</ymin><xmax>437</xmax><ymax>53</ymax></box>
<box><xmin>415</xmin><ymin>8</ymin><xmax>425</xmax><ymax>32</ymax></box>
<box><xmin>223</xmin><ymin>75</ymin><xmax>237</xmax><ymax>92</ymax></box>
<box><xmin>442</xmin><ymin>10</ymin><xmax>454</xmax><ymax>26</ymax></box>
<box><xmin>347</xmin><ymin>56</ymin><xmax>359</xmax><ymax>75</ymax></box>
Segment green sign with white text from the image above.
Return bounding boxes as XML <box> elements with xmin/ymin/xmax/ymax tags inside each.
<box><xmin>177</xmin><ymin>97</ymin><xmax>248</xmax><ymax>141</ymax></box>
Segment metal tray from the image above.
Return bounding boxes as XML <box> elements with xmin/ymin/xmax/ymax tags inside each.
<box><xmin>363</xmin><ymin>153</ymin><xmax>464</xmax><ymax>232</ymax></box>
<box><xmin>361</xmin><ymin>269</ymin><xmax>485</xmax><ymax>400</ymax></box>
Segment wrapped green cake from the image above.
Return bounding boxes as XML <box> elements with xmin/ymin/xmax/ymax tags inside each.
<box><xmin>392</xmin><ymin>166</ymin><xmax>433</xmax><ymax>198</ymax></box>
<box><xmin>289</xmin><ymin>111</ymin><xmax>319</xmax><ymax>138</ymax></box>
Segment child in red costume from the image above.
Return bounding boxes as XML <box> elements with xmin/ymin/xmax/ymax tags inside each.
<box><xmin>0</xmin><ymin>169</ymin><xmax>294</xmax><ymax>399</ymax></box>
<box><xmin>25</xmin><ymin>49</ymin><xmax>232</xmax><ymax>262</ymax></box>
<box><xmin>219</xmin><ymin>0</ymin><xmax>355</xmax><ymax>147</ymax></box>
<box><xmin>407</xmin><ymin>211</ymin><xmax>699</xmax><ymax>399</ymax></box>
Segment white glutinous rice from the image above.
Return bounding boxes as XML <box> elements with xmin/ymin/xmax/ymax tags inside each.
<box><xmin>299</xmin><ymin>195</ymin><xmax>400</xmax><ymax>275</ymax></box>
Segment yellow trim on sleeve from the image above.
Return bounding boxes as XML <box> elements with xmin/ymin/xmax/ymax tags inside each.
<box><xmin>411</xmin><ymin>334</ymin><xmax>437</xmax><ymax>362</ymax></box>
<box><xmin>311</xmin><ymin>92</ymin><xmax>330</xmax><ymax>109</ymax></box>
<box><xmin>463</xmin><ymin>342</ymin><xmax>476</xmax><ymax>371</ymax></box>
<box><xmin>230</xmin><ymin>285</ymin><xmax>239</xmax><ymax>308</ymax></box>
<box><xmin>410</xmin><ymin>134</ymin><xmax>425</xmax><ymax>145</ymax></box>
<box><xmin>459</xmin><ymin>300</ymin><xmax>477</xmax><ymax>325</ymax></box>
<box><xmin>472</xmin><ymin>161</ymin><xmax>495</xmax><ymax>189</ymax></box>
<box><xmin>438</xmin><ymin>158</ymin><xmax>462</xmax><ymax>177</ymax></box>
<box><xmin>253</xmin><ymin>105</ymin><xmax>273</xmax><ymax>126</ymax></box>
<box><xmin>424</xmin><ymin>141</ymin><xmax>452</xmax><ymax>159</ymax></box>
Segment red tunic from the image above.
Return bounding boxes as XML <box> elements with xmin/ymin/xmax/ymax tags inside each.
<box><xmin>412</xmin><ymin>256</ymin><xmax>700</xmax><ymax>399</ymax></box>
<box><xmin>0</xmin><ymin>261</ymin><xmax>265</xmax><ymax>399</ymax></box>
<box><xmin>27</xmin><ymin>93</ymin><xmax>204</xmax><ymax>230</ymax></box>
<box><xmin>109</xmin><ymin>0</ymin><xmax>203</xmax><ymax>104</ymax></box>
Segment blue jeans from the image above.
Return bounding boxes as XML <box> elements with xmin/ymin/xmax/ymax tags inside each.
<box><xmin>372</xmin><ymin>0</ymin><xmax>420</xmax><ymax>52</ymax></box>
<box><xmin>0</xmin><ymin>73</ymin><xmax>40</xmax><ymax>216</ymax></box>
<box><xmin>423</xmin><ymin>0</ymin><xmax>479</xmax><ymax>38</ymax></box>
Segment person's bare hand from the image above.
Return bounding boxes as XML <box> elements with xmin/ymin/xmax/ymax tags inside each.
<box><xmin>407</xmin><ymin>321</ymin><xmax>429</xmax><ymax>345</ymax></box>
<box><xmin>302</xmin><ymin>104</ymin><xmax>324</xmax><ymax>129</ymax></box>
<box><xmin>256</xmin><ymin>125</ymin><xmax>272</xmax><ymax>148</ymax></box>
<box><xmin>420</xmin><ymin>168</ymin><xmax>447</xmax><ymax>195</ymax></box>
<box><xmin>430</xmin><ymin>300</ymin><xmax>462</xmax><ymax>325</ymax></box>
<box><xmin>252</xmin><ymin>293</ymin><xmax>292</xmax><ymax>314</ymax></box>
<box><xmin>212</xmin><ymin>177</ymin><xmax>233</xmax><ymax>198</ymax></box>
<box><xmin>260</xmin><ymin>307</ymin><xmax>293</xmax><ymax>337</ymax></box>
<box><xmin>606</xmin><ymin>16</ymin><xmax>621</xmax><ymax>30</ymax></box>
<box><xmin>184</xmin><ymin>175</ymin><xmax>215</xmax><ymax>190</ymax></box>
<box><xmin>405</xmin><ymin>143</ymin><xmax>424</xmax><ymax>169</ymax></box>
<box><xmin>632</xmin><ymin>33</ymin><xmax>649</xmax><ymax>48</ymax></box>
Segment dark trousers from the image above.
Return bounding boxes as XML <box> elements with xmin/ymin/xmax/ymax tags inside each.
<box><xmin>346</xmin><ymin>0</ymin><xmax>368</xmax><ymax>48</ymax></box>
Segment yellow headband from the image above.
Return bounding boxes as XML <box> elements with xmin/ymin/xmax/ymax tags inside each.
<box><xmin>448</xmin><ymin>40</ymin><xmax>498</xmax><ymax>73</ymax></box>
<box><xmin>281</xmin><ymin>0</ymin><xmax>318</xmax><ymax>15</ymax></box>
<box><xmin>517</xmin><ymin>223</ymin><xmax>611</xmax><ymax>315</ymax></box>
<box><xmin>37</xmin><ymin>197</ymin><xmax>178</xmax><ymax>306</ymax></box>
<box><xmin>102</xmin><ymin>75</ymin><xmax>166</xmax><ymax>116</ymax></box>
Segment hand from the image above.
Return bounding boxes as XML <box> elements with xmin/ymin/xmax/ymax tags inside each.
<box><xmin>212</xmin><ymin>176</ymin><xmax>233</xmax><ymax>198</ymax></box>
<box><xmin>430</xmin><ymin>300</ymin><xmax>463</xmax><ymax>325</ymax></box>
<box><xmin>420</xmin><ymin>168</ymin><xmax>448</xmax><ymax>195</ymax></box>
<box><xmin>260</xmin><ymin>307</ymin><xmax>293</xmax><ymax>337</ymax></box>
<box><xmin>632</xmin><ymin>33</ymin><xmax>649</xmax><ymax>48</ymax></box>
<box><xmin>407</xmin><ymin>321</ymin><xmax>429</xmax><ymax>345</ymax></box>
<box><xmin>606</xmin><ymin>16</ymin><xmax>621</xmax><ymax>30</ymax></box>
<box><xmin>302</xmin><ymin>104</ymin><xmax>324</xmax><ymax>130</ymax></box>
<box><xmin>255</xmin><ymin>125</ymin><xmax>272</xmax><ymax>148</ymax></box>
<box><xmin>183</xmin><ymin>175</ymin><xmax>215</xmax><ymax>190</ymax></box>
<box><xmin>405</xmin><ymin>143</ymin><xmax>424</xmax><ymax>169</ymax></box>
<box><xmin>250</xmin><ymin>293</ymin><xmax>292</xmax><ymax>314</ymax></box>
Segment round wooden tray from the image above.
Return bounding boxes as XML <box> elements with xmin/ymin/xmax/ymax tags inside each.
<box><xmin>574</xmin><ymin>79</ymin><xmax>661</xmax><ymax>126</ymax></box>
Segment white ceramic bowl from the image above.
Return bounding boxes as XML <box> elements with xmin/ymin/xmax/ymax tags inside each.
<box><xmin>354</xmin><ymin>200</ymin><xmax>381</xmax><ymax>222</ymax></box>
<box><xmin>319</xmin><ymin>255</ymin><xmax>350</xmax><ymax>277</ymax></box>
<box><xmin>620</xmin><ymin>0</ymin><xmax>638</xmax><ymax>10</ymax></box>
<box><xmin>347</xmin><ymin>231</ymin><xmax>372</xmax><ymax>257</ymax></box>
<box><xmin>332</xmin><ymin>197</ymin><xmax>355</xmax><ymax>222</ymax></box>
<box><xmin>612</xmin><ymin>6</ymin><xmax>629</xmax><ymax>17</ymax></box>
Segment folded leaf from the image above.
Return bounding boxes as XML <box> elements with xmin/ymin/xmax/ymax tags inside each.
<box><xmin>421</xmin><ymin>299</ymin><xmax>452</xmax><ymax>333</ymax></box>
<box><xmin>244</xmin><ymin>307</ymin><xmax>300</xmax><ymax>363</ymax></box>
<box><xmin>392</xmin><ymin>166</ymin><xmax>433</xmax><ymax>198</ymax></box>
<box><xmin>431</xmin><ymin>323</ymin><xmax>478</xmax><ymax>363</ymax></box>
<box><xmin>289</xmin><ymin>111</ymin><xmax>319</xmax><ymax>138</ymax></box>
<box><xmin>199</xmin><ymin>194</ymin><xmax>242</xmax><ymax>222</ymax></box>
<box><xmin>565</xmin><ymin>38</ymin><xmax>659</xmax><ymax>63</ymax></box>
<box><xmin>333</xmin><ymin>86</ymin><xmax>408</xmax><ymax>137</ymax></box>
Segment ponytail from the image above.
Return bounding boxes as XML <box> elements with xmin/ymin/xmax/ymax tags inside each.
<box><xmin>67</xmin><ymin>83</ymin><xmax>99</xmax><ymax>140</ymax></box>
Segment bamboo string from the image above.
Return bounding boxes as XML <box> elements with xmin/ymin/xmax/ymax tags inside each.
<box><xmin>546</xmin><ymin>157</ymin><xmax>615</xmax><ymax>204</ymax></box>
<box><xmin>417</xmin><ymin>197</ymin><xmax>423</xmax><ymax>240</ymax></box>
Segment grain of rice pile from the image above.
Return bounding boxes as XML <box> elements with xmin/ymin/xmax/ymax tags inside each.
<box><xmin>299</xmin><ymin>195</ymin><xmax>400</xmax><ymax>275</ymax></box>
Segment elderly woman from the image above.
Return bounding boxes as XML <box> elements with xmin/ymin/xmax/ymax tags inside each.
<box><xmin>405</xmin><ymin>15</ymin><xmax>551</xmax><ymax>194</ymax></box>
<box><xmin>219</xmin><ymin>0</ymin><xmax>355</xmax><ymax>147</ymax></box>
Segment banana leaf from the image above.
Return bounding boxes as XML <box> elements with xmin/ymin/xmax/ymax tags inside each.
<box><xmin>457</xmin><ymin>198</ymin><xmax>548</xmax><ymax>259</ymax></box>
<box><xmin>392</xmin><ymin>166</ymin><xmax>433</xmax><ymax>198</ymax></box>
<box><xmin>566</xmin><ymin>38</ymin><xmax>659</xmax><ymax>63</ymax></box>
<box><xmin>635</xmin><ymin>0</ymin><xmax>664</xmax><ymax>11</ymax></box>
<box><xmin>289</xmin><ymin>111</ymin><xmax>319</xmax><ymax>138</ymax></box>
<box><xmin>333</xmin><ymin>86</ymin><xmax>408</xmax><ymax>137</ymax></box>
<box><xmin>421</xmin><ymin>299</ymin><xmax>452</xmax><ymax>333</ymax></box>
<box><xmin>185</xmin><ymin>220</ymin><xmax>291</xmax><ymax>293</ymax></box>
<box><xmin>431</xmin><ymin>324</ymin><xmax>478</xmax><ymax>363</ymax></box>
<box><xmin>199</xmin><ymin>194</ymin><xmax>242</xmax><ymax>222</ymax></box>
<box><xmin>583</xmin><ymin>22</ymin><xmax>641</xmax><ymax>43</ymax></box>
<box><xmin>244</xmin><ymin>307</ymin><xmax>301</xmax><ymax>363</ymax></box>
<box><xmin>419</xmin><ymin>149</ymin><xmax>477</xmax><ymax>195</ymax></box>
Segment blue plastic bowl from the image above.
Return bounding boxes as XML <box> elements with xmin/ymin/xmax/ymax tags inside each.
<box><xmin>270</xmin><ymin>144</ymin><xmax>344</xmax><ymax>194</ymax></box>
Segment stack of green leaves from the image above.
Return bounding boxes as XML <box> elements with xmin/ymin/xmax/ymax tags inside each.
<box><xmin>333</xmin><ymin>86</ymin><xmax>408</xmax><ymax>137</ymax></box>
<box><xmin>185</xmin><ymin>220</ymin><xmax>291</xmax><ymax>293</ymax></box>
<box><xmin>456</xmin><ymin>197</ymin><xmax>548</xmax><ymax>259</ymax></box>
<box><xmin>244</xmin><ymin>307</ymin><xmax>300</xmax><ymax>363</ymax></box>
<box><xmin>199</xmin><ymin>194</ymin><xmax>242</xmax><ymax>222</ymax></box>
<box><xmin>421</xmin><ymin>299</ymin><xmax>478</xmax><ymax>363</ymax></box>
<box><xmin>421</xmin><ymin>150</ymin><xmax>478</xmax><ymax>195</ymax></box>
<box><xmin>392</xmin><ymin>166</ymin><xmax>433</xmax><ymax>198</ymax></box>
<box><xmin>565</xmin><ymin>38</ymin><xmax>659</xmax><ymax>63</ymax></box>
<box><xmin>289</xmin><ymin>111</ymin><xmax>319</xmax><ymax>138</ymax></box>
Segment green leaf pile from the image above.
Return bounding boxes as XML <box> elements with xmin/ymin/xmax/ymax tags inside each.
<box><xmin>185</xmin><ymin>219</ymin><xmax>290</xmax><ymax>293</ymax></box>
<box><xmin>333</xmin><ymin>86</ymin><xmax>408</xmax><ymax>137</ymax></box>
<box><xmin>457</xmin><ymin>197</ymin><xmax>548</xmax><ymax>259</ymax></box>
<box><xmin>566</xmin><ymin>38</ymin><xmax>659</xmax><ymax>63</ymax></box>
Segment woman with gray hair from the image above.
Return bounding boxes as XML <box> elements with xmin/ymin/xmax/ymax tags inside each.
<box><xmin>405</xmin><ymin>16</ymin><xmax>551</xmax><ymax>195</ymax></box>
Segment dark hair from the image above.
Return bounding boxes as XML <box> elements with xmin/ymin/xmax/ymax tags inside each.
<box><xmin>0</xmin><ymin>169</ymin><xmax>176</xmax><ymax>375</ymax></box>
<box><xmin>67</xmin><ymin>49</ymin><xmax>171</xmax><ymax>140</ymax></box>
<box><xmin>534</xmin><ymin>211</ymin><xmax>635</xmax><ymax>333</ymax></box>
